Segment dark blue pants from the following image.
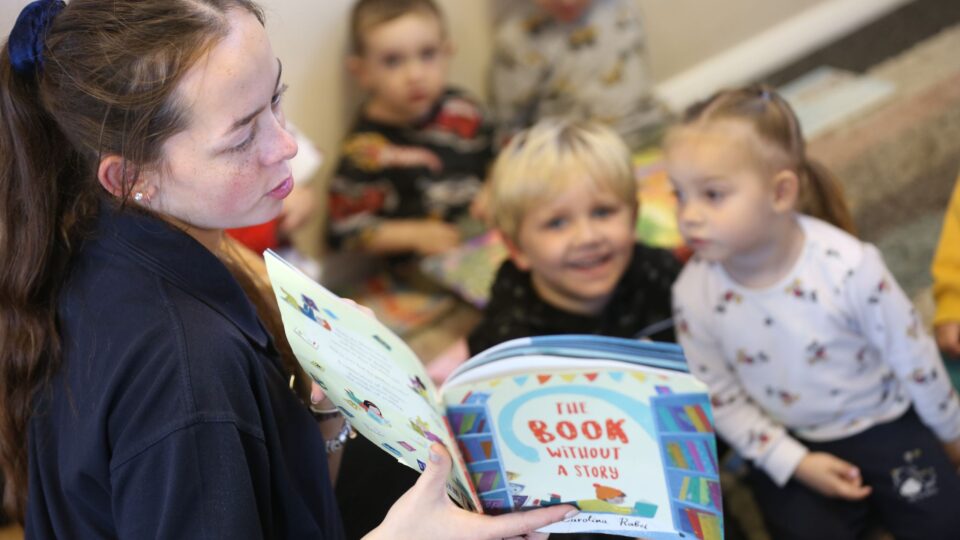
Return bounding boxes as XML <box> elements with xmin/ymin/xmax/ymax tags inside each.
<box><xmin>747</xmin><ymin>409</ymin><xmax>960</xmax><ymax>540</ymax></box>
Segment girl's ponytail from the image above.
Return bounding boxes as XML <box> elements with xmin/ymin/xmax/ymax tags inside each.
<box><xmin>799</xmin><ymin>158</ymin><xmax>857</xmax><ymax>235</ymax></box>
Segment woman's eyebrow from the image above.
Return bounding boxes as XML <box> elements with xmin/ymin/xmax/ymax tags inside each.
<box><xmin>224</xmin><ymin>58</ymin><xmax>283</xmax><ymax>136</ymax></box>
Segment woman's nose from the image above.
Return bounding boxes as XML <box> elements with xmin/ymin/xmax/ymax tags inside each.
<box><xmin>263</xmin><ymin>118</ymin><xmax>298</xmax><ymax>166</ymax></box>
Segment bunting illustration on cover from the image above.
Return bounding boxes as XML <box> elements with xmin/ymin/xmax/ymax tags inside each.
<box><xmin>264</xmin><ymin>250</ymin><xmax>723</xmax><ymax>538</ymax></box>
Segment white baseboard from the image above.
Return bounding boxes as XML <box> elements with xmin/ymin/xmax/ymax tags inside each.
<box><xmin>653</xmin><ymin>0</ymin><xmax>913</xmax><ymax>112</ymax></box>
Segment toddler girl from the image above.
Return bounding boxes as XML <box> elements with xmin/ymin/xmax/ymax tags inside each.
<box><xmin>668</xmin><ymin>85</ymin><xmax>960</xmax><ymax>539</ymax></box>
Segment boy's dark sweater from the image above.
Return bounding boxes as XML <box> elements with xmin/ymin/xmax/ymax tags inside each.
<box><xmin>468</xmin><ymin>243</ymin><xmax>681</xmax><ymax>355</ymax></box>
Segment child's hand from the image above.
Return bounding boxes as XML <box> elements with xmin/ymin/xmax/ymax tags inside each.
<box><xmin>943</xmin><ymin>437</ymin><xmax>960</xmax><ymax>471</ymax></box>
<box><xmin>935</xmin><ymin>322</ymin><xmax>960</xmax><ymax>357</ymax></box>
<box><xmin>793</xmin><ymin>452</ymin><xmax>872</xmax><ymax>500</ymax></box>
<box><xmin>365</xmin><ymin>443</ymin><xmax>576</xmax><ymax>540</ymax></box>
<box><xmin>410</xmin><ymin>220</ymin><xmax>462</xmax><ymax>256</ymax></box>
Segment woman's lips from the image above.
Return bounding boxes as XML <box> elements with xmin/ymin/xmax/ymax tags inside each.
<box><xmin>267</xmin><ymin>176</ymin><xmax>294</xmax><ymax>200</ymax></box>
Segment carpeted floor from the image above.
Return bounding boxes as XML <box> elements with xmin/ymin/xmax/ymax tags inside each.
<box><xmin>808</xmin><ymin>23</ymin><xmax>960</xmax><ymax>300</ymax></box>
<box><xmin>765</xmin><ymin>0</ymin><xmax>960</xmax><ymax>303</ymax></box>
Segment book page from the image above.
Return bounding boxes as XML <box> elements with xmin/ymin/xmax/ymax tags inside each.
<box><xmin>263</xmin><ymin>251</ymin><xmax>480</xmax><ymax>510</ymax></box>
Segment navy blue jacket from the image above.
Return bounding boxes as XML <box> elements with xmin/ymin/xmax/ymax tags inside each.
<box><xmin>26</xmin><ymin>202</ymin><xmax>345</xmax><ymax>539</ymax></box>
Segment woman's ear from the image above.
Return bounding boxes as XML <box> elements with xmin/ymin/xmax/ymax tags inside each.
<box><xmin>97</xmin><ymin>155</ymin><xmax>152</xmax><ymax>201</ymax></box>
<box><xmin>502</xmin><ymin>234</ymin><xmax>531</xmax><ymax>271</ymax></box>
<box><xmin>97</xmin><ymin>155</ymin><xmax>131</xmax><ymax>198</ymax></box>
<box><xmin>771</xmin><ymin>169</ymin><xmax>800</xmax><ymax>213</ymax></box>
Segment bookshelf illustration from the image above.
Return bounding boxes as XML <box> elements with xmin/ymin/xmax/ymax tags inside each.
<box><xmin>652</xmin><ymin>387</ymin><xmax>724</xmax><ymax>540</ymax></box>
<box><xmin>446</xmin><ymin>391</ymin><xmax>515</xmax><ymax>513</ymax></box>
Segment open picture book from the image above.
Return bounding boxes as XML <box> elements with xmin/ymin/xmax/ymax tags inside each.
<box><xmin>264</xmin><ymin>250</ymin><xmax>724</xmax><ymax>539</ymax></box>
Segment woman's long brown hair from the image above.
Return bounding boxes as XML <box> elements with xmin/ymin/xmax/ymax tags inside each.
<box><xmin>0</xmin><ymin>0</ymin><xmax>268</xmax><ymax>521</ymax></box>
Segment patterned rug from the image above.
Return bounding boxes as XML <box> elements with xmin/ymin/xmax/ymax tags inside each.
<box><xmin>808</xmin><ymin>24</ymin><xmax>960</xmax><ymax>299</ymax></box>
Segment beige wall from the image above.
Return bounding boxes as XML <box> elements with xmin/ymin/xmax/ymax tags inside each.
<box><xmin>1</xmin><ymin>0</ymin><xmax>834</xmax><ymax>156</ymax></box>
<box><xmin>637</xmin><ymin>0</ymin><xmax>830</xmax><ymax>81</ymax></box>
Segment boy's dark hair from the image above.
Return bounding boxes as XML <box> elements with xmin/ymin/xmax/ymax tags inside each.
<box><xmin>349</xmin><ymin>0</ymin><xmax>446</xmax><ymax>55</ymax></box>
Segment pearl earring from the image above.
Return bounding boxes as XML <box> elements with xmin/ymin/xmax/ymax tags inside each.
<box><xmin>133</xmin><ymin>192</ymin><xmax>144</xmax><ymax>202</ymax></box>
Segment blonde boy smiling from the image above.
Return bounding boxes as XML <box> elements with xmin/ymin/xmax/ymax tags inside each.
<box><xmin>467</xmin><ymin>119</ymin><xmax>679</xmax><ymax>354</ymax></box>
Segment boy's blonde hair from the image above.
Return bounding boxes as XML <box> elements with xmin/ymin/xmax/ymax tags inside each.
<box><xmin>349</xmin><ymin>0</ymin><xmax>446</xmax><ymax>55</ymax></box>
<box><xmin>491</xmin><ymin>119</ymin><xmax>637</xmax><ymax>243</ymax></box>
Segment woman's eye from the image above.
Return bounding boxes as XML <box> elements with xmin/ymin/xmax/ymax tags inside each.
<box><xmin>272</xmin><ymin>84</ymin><xmax>288</xmax><ymax>109</ymax></box>
<box><xmin>230</xmin><ymin>127</ymin><xmax>257</xmax><ymax>153</ymax></box>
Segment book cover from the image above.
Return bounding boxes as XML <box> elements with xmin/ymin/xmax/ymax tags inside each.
<box><xmin>264</xmin><ymin>251</ymin><xmax>723</xmax><ymax>538</ymax></box>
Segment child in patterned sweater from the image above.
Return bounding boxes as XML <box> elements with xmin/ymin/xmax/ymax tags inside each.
<box><xmin>327</xmin><ymin>0</ymin><xmax>493</xmax><ymax>262</ymax></box>
<box><xmin>491</xmin><ymin>0</ymin><xmax>665</xmax><ymax>150</ymax></box>
<box><xmin>668</xmin><ymin>86</ymin><xmax>960</xmax><ymax>540</ymax></box>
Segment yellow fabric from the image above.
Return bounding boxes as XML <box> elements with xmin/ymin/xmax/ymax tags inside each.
<box><xmin>933</xmin><ymin>174</ymin><xmax>960</xmax><ymax>324</ymax></box>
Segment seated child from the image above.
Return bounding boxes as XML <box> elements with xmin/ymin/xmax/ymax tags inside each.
<box><xmin>467</xmin><ymin>118</ymin><xmax>680</xmax><ymax>355</ymax></box>
<box><xmin>331</xmin><ymin>1</ymin><xmax>492</xmax><ymax>537</ymax></box>
<box><xmin>327</xmin><ymin>0</ymin><xmax>493</xmax><ymax>266</ymax></box>
<box><xmin>491</xmin><ymin>0</ymin><xmax>666</xmax><ymax>150</ymax></box>
<box><xmin>668</xmin><ymin>85</ymin><xmax>960</xmax><ymax>539</ymax></box>
<box><xmin>932</xmin><ymin>174</ymin><xmax>960</xmax><ymax>359</ymax></box>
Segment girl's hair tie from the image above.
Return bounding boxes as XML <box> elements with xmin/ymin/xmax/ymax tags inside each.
<box><xmin>7</xmin><ymin>0</ymin><xmax>66</xmax><ymax>76</ymax></box>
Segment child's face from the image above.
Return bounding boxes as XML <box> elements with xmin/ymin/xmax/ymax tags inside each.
<box><xmin>353</xmin><ymin>12</ymin><xmax>450</xmax><ymax>124</ymax></box>
<box><xmin>666</xmin><ymin>122</ymin><xmax>779</xmax><ymax>264</ymax></box>
<box><xmin>510</xmin><ymin>179</ymin><xmax>636</xmax><ymax>315</ymax></box>
<box><xmin>534</xmin><ymin>0</ymin><xmax>594</xmax><ymax>23</ymax></box>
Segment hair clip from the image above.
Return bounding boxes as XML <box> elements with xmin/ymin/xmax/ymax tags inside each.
<box><xmin>7</xmin><ymin>0</ymin><xmax>66</xmax><ymax>76</ymax></box>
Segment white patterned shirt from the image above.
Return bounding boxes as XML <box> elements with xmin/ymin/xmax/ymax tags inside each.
<box><xmin>672</xmin><ymin>216</ymin><xmax>960</xmax><ymax>486</ymax></box>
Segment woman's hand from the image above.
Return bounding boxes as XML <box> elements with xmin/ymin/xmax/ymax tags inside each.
<box><xmin>793</xmin><ymin>452</ymin><xmax>872</xmax><ymax>500</ymax></box>
<box><xmin>365</xmin><ymin>443</ymin><xmax>576</xmax><ymax>540</ymax></box>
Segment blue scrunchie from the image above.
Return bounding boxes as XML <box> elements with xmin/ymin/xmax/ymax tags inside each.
<box><xmin>8</xmin><ymin>0</ymin><xmax>66</xmax><ymax>76</ymax></box>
